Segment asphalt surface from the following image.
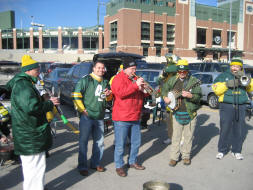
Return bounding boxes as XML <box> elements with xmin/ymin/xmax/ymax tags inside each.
<box><xmin>0</xmin><ymin>105</ymin><xmax>253</xmax><ymax>190</ymax></box>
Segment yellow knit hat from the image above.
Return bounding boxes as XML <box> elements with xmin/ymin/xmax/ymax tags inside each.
<box><xmin>177</xmin><ymin>59</ymin><xmax>189</xmax><ymax>71</ymax></box>
<box><xmin>21</xmin><ymin>55</ymin><xmax>39</xmax><ymax>72</ymax></box>
<box><xmin>230</xmin><ymin>59</ymin><xmax>243</xmax><ymax>67</ymax></box>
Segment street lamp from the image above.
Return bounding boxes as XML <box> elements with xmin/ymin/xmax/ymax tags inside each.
<box><xmin>97</xmin><ymin>0</ymin><xmax>107</xmax><ymax>28</ymax></box>
<box><xmin>228</xmin><ymin>0</ymin><xmax>232</xmax><ymax>62</ymax></box>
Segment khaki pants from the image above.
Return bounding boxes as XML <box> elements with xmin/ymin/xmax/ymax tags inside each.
<box><xmin>164</xmin><ymin>111</ymin><xmax>173</xmax><ymax>139</ymax></box>
<box><xmin>170</xmin><ymin>116</ymin><xmax>196</xmax><ymax>161</ymax></box>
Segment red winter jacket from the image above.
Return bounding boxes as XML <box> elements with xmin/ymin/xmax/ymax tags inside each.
<box><xmin>111</xmin><ymin>71</ymin><xmax>147</xmax><ymax>121</ymax></box>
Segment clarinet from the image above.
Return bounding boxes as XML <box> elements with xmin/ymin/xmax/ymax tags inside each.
<box><xmin>37</xmin><ymin>76</ymin><xmax>68</xmax><ymax>124</ymax></box>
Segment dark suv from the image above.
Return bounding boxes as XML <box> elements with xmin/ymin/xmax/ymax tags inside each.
<box><xmin>58</xmin><ymin>52</ymin><xmax>145</xmax><ymax>104</ymax></box>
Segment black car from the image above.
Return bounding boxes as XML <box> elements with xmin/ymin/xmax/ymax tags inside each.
<box><xmin>59</xmin><ymin>52</ymin><xmax>145</xmax><ymax>104</ymax></box>
<box><xmin>43</xmin><ymin>67</ymin><xmax>70</xmax><ymax>96</ymax></box>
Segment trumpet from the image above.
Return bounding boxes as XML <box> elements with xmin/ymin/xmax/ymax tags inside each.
<box><xmin>132</xmin><ymin>73</ymin><xmax>158</xmax><ymax>96</ymax></box>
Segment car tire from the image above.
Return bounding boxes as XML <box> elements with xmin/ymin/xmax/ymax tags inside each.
<box><xmin>208</xmin><ymin>93</ymin><xmax>219</xmax><ymax>109</ymax></box>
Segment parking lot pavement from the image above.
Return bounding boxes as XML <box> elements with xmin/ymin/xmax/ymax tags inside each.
<box><xmin>1</xmin><ymin>105</ymin><xmax>253</xmax><ymax>190</ymax></box>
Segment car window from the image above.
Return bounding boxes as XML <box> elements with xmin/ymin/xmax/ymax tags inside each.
<box><xmin>48</xmin><ymin>72</ymin><xmax>54</xmax><ymax>79</ymax></box>
<box><xmin>72</xmin><ymin>66</ymin><xmax>80</xmax><ymax>79</ymax></box>
<box><xmin>220</xmin><ymin>64</ymin><xmax>230</xmax><ymax>72</ymax></box>
<box><xmin>189</xmin><ymin>63</ymin><xmax>200</xmax><ymax>71</ymax></box>
<box><xmin>79</xmin><ymin>64</ymin><xmax>91</xmax><ymax>78</ymax></box>
<box><xmin>204</xmin><ymin>64</ymin><xmax>212</xmax><ymax>72</ymax></box>
<box><xmin>193</xmin><ymin>74</ymin><xmax>213</xmax><ymax>84</ymax></box>
<box><xmin>136</xmin><ymin>71</ymin><xmax>149</xmax><ymax>81</ymax></box>
<box><xmin>199</xmin><ymin>64</ymin><xmax>205</xmax><ymax>72</ymax></box>
<box><xmin>58</xmin><ymin>70</ymin><xmax>69</xmax><ymax>78</ymax></box>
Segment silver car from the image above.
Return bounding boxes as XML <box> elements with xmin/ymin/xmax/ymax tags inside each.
<box><xmin>192</xmin><ymin>72</ymin><xmax>220</xmax><ymax>109</ymax></box>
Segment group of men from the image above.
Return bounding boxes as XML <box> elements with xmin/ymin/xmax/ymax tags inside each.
<box><xmin>5</xmin><ymin>54</ymin><xmax>253</xmax><ymax>190</ymax></box>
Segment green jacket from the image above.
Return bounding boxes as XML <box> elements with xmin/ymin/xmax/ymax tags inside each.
<box><xmin>72</xmin><ymin>74</ymin><xmax>110</xmax><ymax>120</ymax></box>
<box><xmin>161</xmin><ymin>75</ymin><xmax>202</xmax><ymax>119</ymax></box>
<box><xmin>213</xmin><ymin>70</ymin><xmax>250</xmax><ymax>104</ymax></box>
<box><xmin>7</xmin><ymin>72</ymin><xmax>54</xmax><ymax>155</ymax></box>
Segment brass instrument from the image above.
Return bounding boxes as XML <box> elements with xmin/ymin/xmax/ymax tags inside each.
<box><xmin>132</xmin><ymin>73</ymin><xmax>158</xmax><ymax>96</ymax></box>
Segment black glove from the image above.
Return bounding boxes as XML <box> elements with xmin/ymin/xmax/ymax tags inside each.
<box><xmin>226</xmin><ymin>79</ymin><xmax>239</xmax><ymax>88</ymax></box>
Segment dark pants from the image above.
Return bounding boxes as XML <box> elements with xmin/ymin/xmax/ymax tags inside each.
<box><xmin>218</xmin><ymin>103</ymin><xmax>246</xmax><ymax>154</ymax></box>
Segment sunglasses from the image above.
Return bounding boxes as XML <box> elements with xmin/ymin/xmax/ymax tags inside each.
<box><xmin>178</xmin><ymin>70</ymin><xmax>188</xmax><ymax>74</ymax></box>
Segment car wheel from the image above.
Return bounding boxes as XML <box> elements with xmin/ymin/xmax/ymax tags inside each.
<box><xmin>208</xmin><ymin>93</ymin><xmax>219</xmax><ymax>109</ymax></box>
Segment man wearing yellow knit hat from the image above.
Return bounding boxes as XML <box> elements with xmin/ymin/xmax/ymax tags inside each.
<box><xmin>6</xmin><ymin>55</ymin><xmax>59</xmax><ymax>190</ymax></box>
<box><xmin>212</xmin><ymin>58</ymin><xmax>253</xmax><ymax>160</ymax></box>
<box><xmin>162</xmin><ymin>59</ymin><xmax>202</xmax><ymax>167</ymax></box>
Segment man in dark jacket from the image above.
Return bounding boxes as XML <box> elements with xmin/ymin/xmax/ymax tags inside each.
<box><xmin>162</xmin><ymin>59</ymin><xmax>202</xmax><ymax>167</ymax></box>
<box><xmin>111</xmin><ymin>57</ymin><xmax>148</xmax><ymax>177</ymax></box>
<box><xmin>212</xmin><ymin>59</ymin><xmax>253</xmax><ymax>160</ymax></box>
<box><xmin>8</xmin><ymin>55</ymin><xmax>59</xmax><ymax>190</ymax></box>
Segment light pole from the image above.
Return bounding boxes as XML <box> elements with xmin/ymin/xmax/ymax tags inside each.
<box><xmin>228</xmin><ymin>0</ymin><xmax>232</xmax><ymax>62</ymax></box>
<box><xmin>97</xmin><ymin>0</ymin><xmax>107</xmax><ymax>28</ymax></box>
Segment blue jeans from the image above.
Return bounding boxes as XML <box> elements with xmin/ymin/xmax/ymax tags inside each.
<box><xmin>218</xmin><ymin>103</ymin><xmax>246</xmax><ymax>154</ymax></box>
<box><xmin>113</xmin><ymin>121</ymin><xmax>141</xmax><ymax>168</ymax></box>
<box><xmin>78</xmin><ymin>115</ymin><xmax>104</xmax><ymax>171</ymax></box>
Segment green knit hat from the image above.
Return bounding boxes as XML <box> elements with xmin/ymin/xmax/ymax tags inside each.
<box><xmin>230</xmin><ymin>59</ymin><xmax>243</xmax><ymax>67</ymax></box>
<box><xmin>21</xmin><ymin>55</ymin><xmax>39</xmax><ymax>72</ymax></box>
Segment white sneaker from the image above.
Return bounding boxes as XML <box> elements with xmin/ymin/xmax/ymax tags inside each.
<box><xmin>163</xmin><ymin>138</ymin><xmax>171</xmax><ymax>144</ymax></box>
<box><xmin>216</xmin><ymin>152</ymin><xmax>224</xmax><ymax>159</ymax></box>
<box><xmin>231</xmin><ymin>152</ymin><xmax>244</xmax><ymax>160</ymax></box>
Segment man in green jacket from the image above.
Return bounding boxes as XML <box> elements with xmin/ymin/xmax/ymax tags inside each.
<box><xmin>162</xmin><ymin>59</ymin><xmax>201</xmax><ymax>166</ymax></box>
<box><xmin>72</xmin><ymin>60</ymin><xmax>112</xmax><ymax>176</ymax></box>
<box><xmin>8</xmin><ymin>55</ymin><xmax>59</xmax><ymax>190</ymax></box>
<box><xmin>212</xmin><ymin>59</ymin><xmax>253</xmax><ymax>160</ymax></box>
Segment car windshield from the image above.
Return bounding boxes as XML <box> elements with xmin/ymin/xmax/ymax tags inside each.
<box><xmin>193</xmin><ymin>74</ymin><xmax>213</xmax><ymax>84</ymax></box>
<box><xmin>57</xmin><ymin>70</ymin><xmax>69</xmax><ymax>78</ymax></box>
<box><xmin>135</xmin><ymin>71</ymin><xmax>160</xmax><ymax>83</ymax></box>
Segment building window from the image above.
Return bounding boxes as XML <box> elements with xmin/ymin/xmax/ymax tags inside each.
<box><xmin>110</xmin><ymin>21</ymin><xmax>117</xmax><ymax>42</ymax></box>
<box><xmin>141</xmin><ymin>0</ymin><xmax>151</xmax><ymax>4</ymax></box>
<box><xmin>17</xmin><ymin>37</ymin><xmax>29</xmax><ymax>49</ymax></box>
<box><xmin>154</xmin><ymin>23</ymin><xmax>163</xmax><ymax>41</ymax></box>
<box><xmin>63</xmin><ymin>36</ymin><xmax>78</xmax><ymax>49</ymax></box>
<box><xmin>227</xmin><ymin>31</ymin><xmax>235</xmax><ymax>47</ymax></box>
<box><xmin>109</xmin><ymin>43</ymin><xmax>117</xmax><ymax>52</ymax></box>
<box><xmin>167</xmin><ymin>24</ymin><xmax>175</xmax><ymax>42</ymax></box>
<box><xmin>34</xmin><ymin>37</ymin><xmax>39</xmax><ymax>49</ymax></box>
<box><xmin>167</xmin><ymin>45</ymin><xmax>174</xmax><ymax>53</ymax></box>
<box><xmin>155</xmin><ymin>44</ymin><xmax>162</xmax><ymax>56</ymax></box>
<box><xmin>141</xmin><ymin>22</ymin><xmax>150</xmax><ymax>40</ymax></box>
<box><xmin>212</xmin><ymin>30</ymin><xmax>221</xmax><ymax>45</ymax></box>
<box><xmin>197</xmin><ymin>28</ymin><xmax>206</xmax><ymax>44</ymax></box>
<box><xmin>141</xmin><ymin>43</ymin><xmax>149</xmax><ymax>56</ymax></box>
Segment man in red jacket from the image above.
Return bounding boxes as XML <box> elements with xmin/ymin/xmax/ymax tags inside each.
<box><xmin>111</xmin><ymin>57</ymin><xmax>148</xmax><ymax>177</ymax></box>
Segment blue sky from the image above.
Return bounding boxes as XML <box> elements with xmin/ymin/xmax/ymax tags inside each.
<box><xmin>0</xmin><ymin>0</ymin><xmax>217</xmax><ymax>29</ymax></box>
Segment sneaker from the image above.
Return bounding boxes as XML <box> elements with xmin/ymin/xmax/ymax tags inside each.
<box><xmin>216</xmin><ymin>152</ymin><xmax>224</xmax><ymax>159</ymax></box>
<box><xmin>163</xmin><ymin>138</ymin><xmax>171</xmax><ymax>144</ymax></box>
<box><xmin>231</xmin><ymin>152</ymin><xmax>244</xmax><ymax>160</ymax></box>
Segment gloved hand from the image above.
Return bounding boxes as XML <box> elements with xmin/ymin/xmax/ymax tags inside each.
<box><xmin>226</xmin><ymin>79</ymin><xmax>239</xmax><ymax>88</ymax></box>
<box><xmin>234</xmin><ymin>70</ymin><xmax>244</xmax><ymax>79</ymax></box>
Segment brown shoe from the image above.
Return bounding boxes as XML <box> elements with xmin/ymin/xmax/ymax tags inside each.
<box><xmin>183</xmin><ymin>158</ymin><xmax>191</xmax><ymax>165</ymax></box>
<box><xmin>79</xmin><ymin>170</ymin><xmax>89</xmax><ymax>176</ymax></box>
<box><xmin>169</xmin><ymin>159</ymin><xmax>177</xmax><ymax>167</ymax></box>
<box><xmin>91</xmin><ymin>166</ymin><xmax>105</xmax><ymax>172</ymax></box>
<box><xmin>116</xmin><ymin>168</ymin><xmax>127</xmax><ymax>177</ymax></box>
<box><xmin>129</xmin><ymin>163</ymin><xmax>146</xmax><ymax>170</ymax></box>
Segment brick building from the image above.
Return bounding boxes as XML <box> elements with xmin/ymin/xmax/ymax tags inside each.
<box><xmin>103</xmin><ymin>0</ymin><xmax>253</xmax><ymax>61</ymax></box>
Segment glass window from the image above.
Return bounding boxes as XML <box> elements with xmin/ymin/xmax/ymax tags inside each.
<box><xmin>154</xmin><ymin>23</ymin><xmax>163</xmax><ymax>41</ymax></box>
<box><xmin>203</xmin><ymin>64</ymin><xmax>212</xmax><ymax>72</ymax></box>
<box><xmin>79</xmin><ymin>64</ymin><xmax>92</xmax><ymax>78</ymax></box>
<box><xmin>197</xmin><ymin>28</ymin><xmax>206</xmax><ymax>44</ymax></box>
<box><xmin>72</xmin><ymin>66</ymin><xmax>80</xmax><ymax>79</ymax></box>
<box><xmin>141</xmin><ymin>22</ymin><xmax>150</xmax><ymax>41</ymax></box>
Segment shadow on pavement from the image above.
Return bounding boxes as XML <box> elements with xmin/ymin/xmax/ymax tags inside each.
<box><xmin>191</xmin><ymin>113</ymin><xmax>219</xmax><ymax>158</ymax></box>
